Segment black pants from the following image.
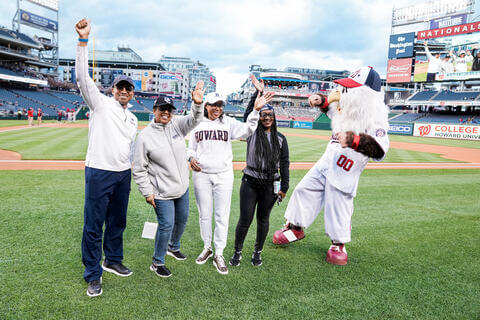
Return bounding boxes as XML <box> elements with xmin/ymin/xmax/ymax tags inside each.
<box><xmin>234</xmin><ymin>174</ymin><xmax>277</xmax><ymax>252</ymax></box>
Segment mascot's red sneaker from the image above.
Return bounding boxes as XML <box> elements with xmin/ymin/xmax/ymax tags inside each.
<box><xmin>272</xmin><ymin>223</ymin><xmax>305</xmax><ymax>244</ymax></box>
<box><xmin>326</xmin><ymin>244</ymin><xmax>348</xmax><ymax>265</ymax></box>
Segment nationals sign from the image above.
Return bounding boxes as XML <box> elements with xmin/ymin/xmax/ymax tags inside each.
<box><xmin>417</xmin><ymin>21</ymin><xmax>480</xmax><ymax>40</ymax></box>
<box><xmin>414</xmin><ymin>123</ymin><xmax>480</xmax><ymax>140</ymax></box>
<box><xmin>386</xmin><ymin>58</ymin><xmax>412</xmax><ymax>83</ymax></box>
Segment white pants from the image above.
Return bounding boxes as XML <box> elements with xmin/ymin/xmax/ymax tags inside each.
<box><xmin>284</xmin><ymin>159</ymin><xmax>354</xmax><ymax>243</ymax></box>
<box><xmin>193</xmin><ymin>169</ymin><xmax>234</xmax><ymax>256</ymax></box>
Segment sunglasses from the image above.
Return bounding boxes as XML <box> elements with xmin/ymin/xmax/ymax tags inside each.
<box><xmin>260</xmin><ymin>112</ymin><xmax>274</xmax><ymax>119</ymax></box>
<box><xmin>115</xmin><ymin>84</ymin><xmax>134</xmax><ymax>92</ymax></box>
<box><xmin>155</xmin><ymin>105</ymin><xmax>173</xmax><ymax>112</ymax></box>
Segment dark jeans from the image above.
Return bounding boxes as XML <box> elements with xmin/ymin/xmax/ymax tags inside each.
<box><xmin>234</xmin><ymin>174</ymin><xmax>277</xmax><ymax>252</ymax></box>
<box><xmin>153</xmin><ymin>189</ymin><xmax>189</xmax><ymax>265</ymax></box>
<box><xmin>82</xmin><ymin>167</ymin><xmax>131</xmax><ymax>282</ymax></box>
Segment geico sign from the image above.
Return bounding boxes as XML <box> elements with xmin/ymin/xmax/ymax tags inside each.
<box><xmin>389</xmin><ymin>125</ymin><xmax>411</xmax><ymax>132</ymax></box>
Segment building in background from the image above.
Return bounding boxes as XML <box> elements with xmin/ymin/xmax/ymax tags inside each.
<box><xmin>59</xmin><ymin>46</ymin><xmax>190</xmax><ymax>100</ymax></box>
<box><xmin>230</xmin><ymin>64</ymin><xmax>349</xmax><ymax>106</ymax></box>
<box><xmin>158</xmin><ymin>55</ymin><xmax>216</xmax><ymax>94</ymax></box>
<box><xmin>227</xmin><ymin>65</ymin><xmax>350</xmax><ymax>125</ymax></box>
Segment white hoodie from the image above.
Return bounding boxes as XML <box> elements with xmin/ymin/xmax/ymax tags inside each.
<box><xmin>76</xmin><ymin>45</ymin><xmax>138</xmax><ymax>171</ymax></box>
<box><xmin>187</xmin><ymin>110</ymin><xmax>259</xmax><ymax>173</ymax></box>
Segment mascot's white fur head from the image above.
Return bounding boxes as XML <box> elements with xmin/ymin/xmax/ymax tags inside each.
<box><xmin>328</xmin><ymin>67</ymin><xmax>389</xmax><ymax>135</ymax></box>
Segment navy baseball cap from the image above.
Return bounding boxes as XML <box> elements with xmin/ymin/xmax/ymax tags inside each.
<box><xmin>153</xmin><ymin>96</ymin><xmax>176</xmax><ymax>109</ymax></box>
<box><xmin>112</xmin><ymin>75</ymin><xmax>135</xmax><ymax>88</ymax></box>
<box><xmin>260</xmin><ymin>104</ymin><xmax>274</xmax><ymax>112</ymax></box>
<box><xmin>334</xmin><ymin>66</ymin><xmax>381</xmax><ymax>92</ymax></box>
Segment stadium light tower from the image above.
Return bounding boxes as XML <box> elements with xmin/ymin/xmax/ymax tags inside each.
<box><xmin>12</xmin><ymin>0</ymin><xmax>59</xmax><ymax>66</ymax></box>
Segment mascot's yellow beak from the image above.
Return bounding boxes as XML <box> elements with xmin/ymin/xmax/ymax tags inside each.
<box><xmin>328</xmin><ymin>90</ymin><xmax>342</xmax><ymax>113</ymax></box>
<box><xmin>328</xmin><ymin>90</ymin><xmax>340</xmax><ymax>104</ymax></box>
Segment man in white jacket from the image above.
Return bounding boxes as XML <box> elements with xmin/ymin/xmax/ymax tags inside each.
<box><xmin>75</xmin><ymin>18</ymin><xmax>138</xmax><ymax>297</ymax></box>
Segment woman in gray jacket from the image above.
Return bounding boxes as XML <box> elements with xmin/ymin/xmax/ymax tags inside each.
<box><xmin>133</xmin><ymin>81</ymin><xmax>205</xmax><ymax>278</ymax></box>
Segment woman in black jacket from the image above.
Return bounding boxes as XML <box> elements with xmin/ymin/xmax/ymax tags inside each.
<box><xmin>230</xmin><ymin>75</ymin><xmax>290</xmax><ymax>266</ymax></box>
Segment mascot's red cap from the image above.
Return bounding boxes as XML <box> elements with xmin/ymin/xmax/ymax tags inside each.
<box><xmin>334</xmin><ymin>66</ymin><xmax>381</xmax><ymax>92</ymax></box>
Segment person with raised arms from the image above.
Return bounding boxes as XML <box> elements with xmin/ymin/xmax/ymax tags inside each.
<box><xmin>75</xmin><ymin>18</ymin><xmax>138</xmax><ymax>297</ymax></box>
<box><xmin>132</xmin><ymin>82</ymin><xmax>205</xmax><ymax>278</ymax></box>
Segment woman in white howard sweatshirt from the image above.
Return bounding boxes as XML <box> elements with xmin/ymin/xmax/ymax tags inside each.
<box><xmin>187</xmin><ymin>90</ymin><xmax>274</xmax><ymax>275</ymax></box>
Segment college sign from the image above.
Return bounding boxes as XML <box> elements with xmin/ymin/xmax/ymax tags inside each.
<box><xmin>414</xmin><ymin>123</ymin><xmax>480</xmax><ymax>140</ymax></box>
<box><xmin>388</xmin><ymin>32</ymin><xmax>415</xmax><ymax>59</ymax></box>
<box><xmin>417</xmin><ymin>21</ymin><xmax>480</xmax><ymax>40</ymax></box>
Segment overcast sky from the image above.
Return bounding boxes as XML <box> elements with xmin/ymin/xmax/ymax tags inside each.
<box><xmin>1</xmin><ymin>0</ymin><xmax>480</xmax><ymax>94</ymax></box>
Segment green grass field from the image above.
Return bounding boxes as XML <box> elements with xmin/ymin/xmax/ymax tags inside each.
<box><xmin>1</xmin><ymin>124</ymin><xmax>479</xmax><ymax>162</ymax></box>
<box><xmin>0</xmin><ymin>169</ymin><xmax>479</xmax><ymax>319</ymax></box>
<box><xmin>0</xmin><ymin>121</ymin><xmax>479</xmax><ymax>319</ymax></box>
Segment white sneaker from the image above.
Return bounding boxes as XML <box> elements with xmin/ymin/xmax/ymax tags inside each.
<box><xmin>213</xmin><ymin>255</ymin><xmax>228</xmax><ymax>275</ymax></box>
<box><xmin>195</xmin><ymin>247</ymin><xmax>213</xmax><ymax>265</ymax></box>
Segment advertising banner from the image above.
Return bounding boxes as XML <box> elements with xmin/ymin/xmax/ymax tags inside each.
<box><xmin>385</xmin><ymin>91</ymin><xmax>410</xmax><ymax>105</ymax></box>
<box><xmin>388</xmin><ymin>123</ymin><xmax>413</xmax><ymax>135</ymax></box>
<box><xmin>131</xmin><ymin>71</ymin><xmax>142</xmax><ymax>90</ymax></box>
<box><xmin>436</xmin><ymin>71</ymin><xmax>480</xmax><ymax>81</ymax></box>
<box><xmin>388</xmin><ymin>32</ymin><xmax>415</xmax><ymax>59</ymax></box>
<box><xmin>430</xmin><ymin>14</ymin><xmax>467</xmax><ymax>29</ymax></box>
<box><xmin>414</xmin><ymin>123</ymin><xmax>480</xmax><ymax>140</ymax></box>
<box><xmin>386</xmin><ymin>58</ymin><xmax>412</xmax><ymax>83</ymax></box>
<box><xmin>276</xmin><ymin>120</ymin><xmax>290</xmax><ymax>128</ymax></box>
<box><xmin>20</xmin><ymin>10</ymin><xmax>58</xmax><ymax>32</ymax></box>
<box><xmin>141</xmin><ymin>71</ymin><xmax>153</xmax><ymax>92</ymax></box>
<box><xmin>158</xmin><ymin>72</ymin><xmax>183</xmax><ymax>95</ymax></box>
<box><xmin>292</xmin><ymin>121</ymin><xmax>313</xmax><ymax>129</ymax></box>
<box><xmin>418</xmin><ymin>21</ymin><xmax>480</xmax><ymax>40</ymax></box>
